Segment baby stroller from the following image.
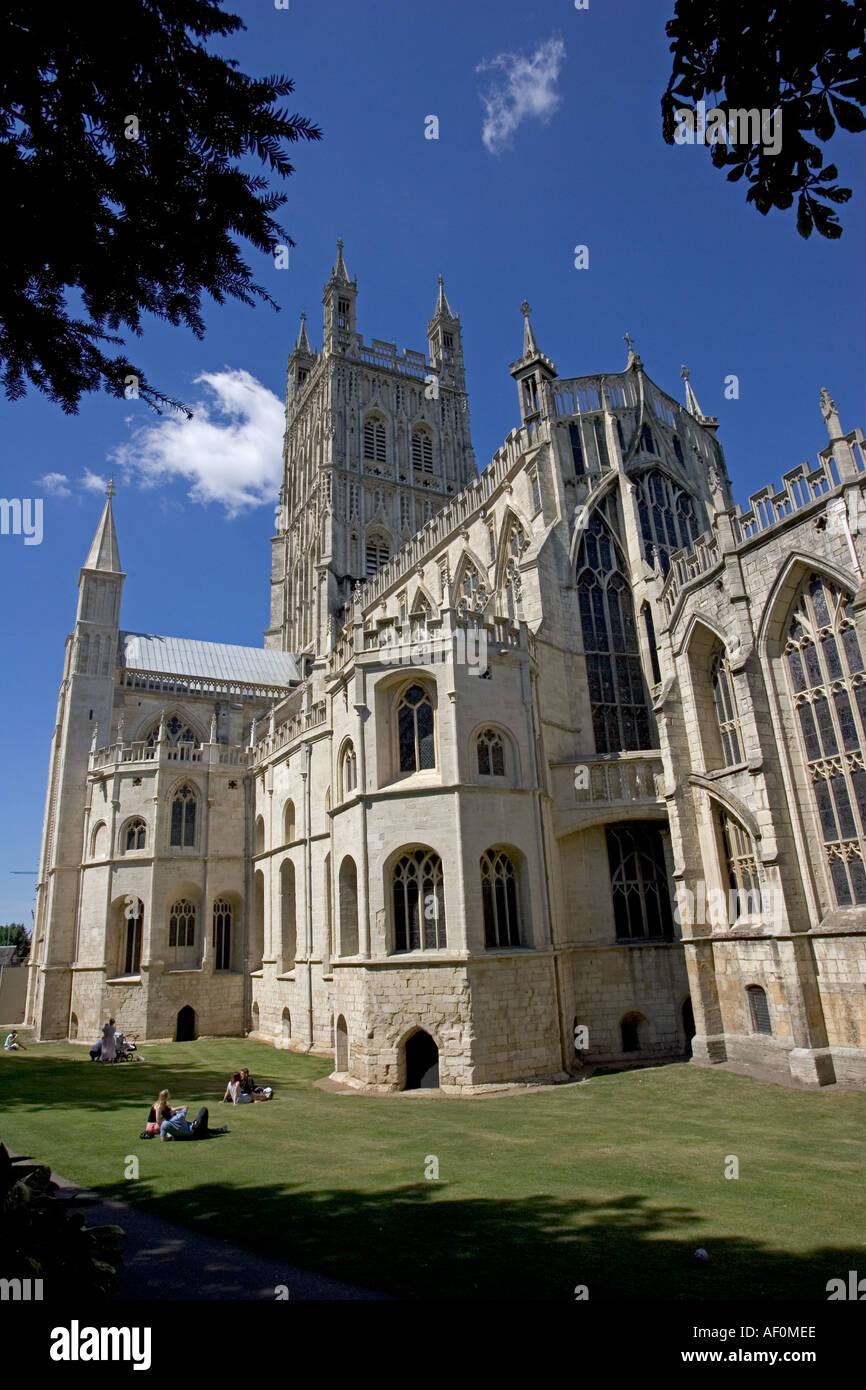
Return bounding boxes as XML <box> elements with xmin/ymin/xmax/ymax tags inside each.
<box><xmin>116</xmin><ymin>1032</ymin><xmax>142</xmax><ymax>1062</ymax></box>
<box><xmin>90</xmin><ymin>1032</ymin><xmax>141</xmax><ymax>1062</ymax></box>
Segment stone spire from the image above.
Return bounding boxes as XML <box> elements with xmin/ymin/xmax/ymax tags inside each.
<box><xmin>295</xmin><ymin>311</ymin><xmax>312</xmax><ymax>354</ymax></box>
<box><xmin>821</xmin><ymin>388</ymin><xmax>859</xmax><ymax>482</ymax></box>
<box><xmin>681</xmin><ymin>365</ymin><xmax>719</xmax><ymax>434</ymax></box>
<box><xmin>820</xmin><ymin>387</ymin><xmax>843</xmax><ymax>440</ymax></box>
<box><xmin>510</xmin><ymin>302</ymin><xmax>557</xmax><ymax>379</ymax></box>
<box><xmin>330</xmin><ymin>237</ymin><xmax>352</xmax><ymax>286</ymax></box>
<box><xmin>434</xmin><ymin>274</ymin><xmax>454</xmax><ymax>320</ymax></box>
<box><xmin>522</xmin><ymin>300</ymin><xmax>541</xmax><ymax>357</ymax></box>
<box><xmin>83</xmin><ymin>480</ymin><xmax>122</xmax><ymax>573</ymax></box>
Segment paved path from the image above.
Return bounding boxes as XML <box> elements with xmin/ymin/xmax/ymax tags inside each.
<box><xmin>40</xmin><ymin>1163</ymin><xmax>385</xmax><ymax>1301</ymax></box>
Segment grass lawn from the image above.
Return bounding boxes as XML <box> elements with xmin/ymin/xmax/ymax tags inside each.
<box><xmin>1</xmin><ymin>1037</ymin><xmax>864</xmax><ymax>1300</ymax></box>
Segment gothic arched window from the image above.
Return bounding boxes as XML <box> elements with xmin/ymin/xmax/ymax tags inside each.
<box><xmin>410</xmin><ymin>593</ymin><xmax>432</xmax><ymax>640</ymax></box>
<box><xmin>341</xmin><ymin>742</ymin><xmax>357</xmax><ymax>797</ymax></box>
<box><xmin>481</xmin><ymin>849</ymin><xmax>521</xmax><ymax>947</ymax></box>
<box><xmin>711</xmin><ymin>648</ymin><xmax>743</xmax><ymax>766</ymax></box>
<box><xmin>213</xmin><ymin>898</ymin><xmax>232</xmax><ymax>971</ymax></box>
<box><xmin>718</xmin><ymin>810</ymin><xmax>761</xmax><ymax>922</ymax></box>
<box><xmin>606</xmin><ymin>822</ymin><xmax>673</xmax><ymax>941</ymax></box>
<box><xmin>123</xmin><ymin>897</ymin><xmax>144</xmax><ymax>975</ymax></box>
<box><xmin>125</xmin><ymin>818</ymin><xmax>146</xmax><ymax>852</ymax></box>
<box><xmin>477</xmin><ymin>728</ymin><xmax>506</xmax><ymax>776</ymax></box>
<box><xmin>169</xmin><ymin>898</ymin><xmax>196</xmax><ymax>948</ymax></box>
<box><xmin>411</xmin><ymin>429</ymin><xmax>434</xmax><ymax>473</ymax></box>
<box><xmin>170</xmin><ymin>785</ymin><xmax>196</xmax><ymax>847</ymax></box>
<box><xmin>397</xmin><ymin>684</ymin><xmax>435</xmax><ymax>772</ymax></box>
<box><xmin>577</xmin><ymin>510</ymin><xmax>652</xmax><ymax>753</ymax></box>
<box><xmin>636</xmin><ymin>469</ymin><xmax>700</xmax><ymax>574</ymax></box>
<box><xmin>146</xmin><ymin>717</ymin><xmax>199</xmax><ymax>749</ymax></box>
<box><xmin>784</xmin><ymin>574</ymin><xmax>866</xmax><ymax>906</ymax></box>
<box><xmin>393</xmin><ymin>849</ymin><xmax>446</xmax><ymax>951</ymax></box>
<box><xmin>457</xmin><ymin>557</ymin><xmax>487</xmax><ymax>615</ymax></box>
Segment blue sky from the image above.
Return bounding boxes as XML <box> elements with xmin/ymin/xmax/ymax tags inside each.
<box><xmin>1</xmin><ymin>0</ymin><xmax>863</xmax><ymax>923</ymax></box>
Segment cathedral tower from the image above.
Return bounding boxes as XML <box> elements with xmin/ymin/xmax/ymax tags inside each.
<box><xmin>266</xmin><ymin>244</ymin><xmax>476</xmax><ymax>654</ymax></box>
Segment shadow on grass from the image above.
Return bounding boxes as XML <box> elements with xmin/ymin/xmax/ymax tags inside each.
<box><xmin>90</xmin><ymin>1174</ymin><xmax>857</xmax><ymax>1302</ymax></box>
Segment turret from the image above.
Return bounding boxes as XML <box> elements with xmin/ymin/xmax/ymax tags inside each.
<box><xmin>427</xmin><ymin>275</ymin><xmax>466</xmax><ymax>390</ymax></box>
<box><xmin>510</xmin><ymin>301</ymin><xmax>558</xmax><ymax>425</ymax></box>
<box><xmin>322</xmin><ymin>238</ymin><xmax>357</xmax><ymax>355</ymax></box>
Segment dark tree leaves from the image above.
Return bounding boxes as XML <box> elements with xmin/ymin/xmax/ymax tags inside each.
<box><xmin>0</xmin><ymin>1</ymin><xmax>321</xmax><ymax>413</ymax></box>
<box><xmin>662</xmin><ymin>0</ymin><xmax>865</xmax><ymax>239</ymax></box>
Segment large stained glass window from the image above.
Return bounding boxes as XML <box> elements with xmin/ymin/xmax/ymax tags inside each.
<box><xmin>605</xmin><ymin>823</ymin><xmax>674</xmax><ymax>941</ymax></box>
<box><xmin>393</xmin><ymin>850</ymin><xmax>446</xmax><ymax>951</ymax></box>
<box><xmin>577</xmin><ymin>507</ymin><xmax>652</xmax><ymax>752</ymax></box>
<box><xmin>785</xmin><ymin>574</ymin><xmax>866</xmax><ymax>906</ymax></box>
<box><xmin>637</xmin><ymin>469</ymin><xmax>700</xmax><ymax>574</ymax></box>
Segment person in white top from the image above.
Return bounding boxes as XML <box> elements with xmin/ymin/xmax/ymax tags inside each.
<box><xmin>4</xmin><ymin>1030</ymin><xmax>24</xmax><ymax>1050</ymax></box>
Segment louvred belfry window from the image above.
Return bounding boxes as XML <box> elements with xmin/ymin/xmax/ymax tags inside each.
<box><xmin>412</xmin><ymin>430</ymin><xmax>434</xmax><ymax>473</ymax></box>
<box><xmin>363</xmin><ymin>418</ymin><xmax>387</xmax><ymax>463</ymax></box>
<box><xmin>365</xmin><ymin>536</ymin><xmax>389</xmax><ymax>576</ymax></box>
<box><xmin>785</xmin><ymin>574</ymin><xmax>866</xmax><ymax>906</ymax></box>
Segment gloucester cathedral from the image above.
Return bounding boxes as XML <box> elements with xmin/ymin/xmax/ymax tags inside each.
<box><xmin>26</xmin><ymin>243</ymin><xmax>866</xmax><ymax>1091</ymax></box>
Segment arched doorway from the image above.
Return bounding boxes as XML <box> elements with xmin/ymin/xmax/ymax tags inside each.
<box><xmin>404</xmin><ymin>1030</ymin><xmax>439</xmax><ymax>1090</ymax></box>
<box><xmin>176</xmin><ymin>1005</ymin><xmax>196</xmax><ymax>1042</ymax></box>
<box><xmin>620</xmin><ymin>1012</ymin><xmax>644</xmax><ymax>1053</ymax></box>
<box><xmin>335</xmin><ymin>1014</ymin><xmax>348</xmax><ymax>1072</ymax></box>
<box><xmin>682</xmin><ymin>997</ymin><xmax>696</xmax><ymax>1057</ymax></box>
<box><xmin>281</xmin><ymin>1007</ymin><xmax>291</xmax><ymax>1045</ymax></box>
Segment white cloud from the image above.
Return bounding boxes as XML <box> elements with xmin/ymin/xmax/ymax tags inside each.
<box><xmin>81</xmin><ymin>469</ymin><xmax>109</xmax><ymax>492</ymax></box>
<box><xmin>108</xmin><ymin>369</ymin><xmax>284</xmax><ymax>518</ymax></box>
<box><xmin>476</xmin><ymin>36</ymin><xmax>566</xmax><ymax>154</ymax></box>
<box><xmin>37</xmin><ymin>472</ymin><xmax>71</xmax><ymax>497</ymax></box>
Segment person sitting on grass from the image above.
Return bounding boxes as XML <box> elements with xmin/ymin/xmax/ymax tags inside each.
<box><xmin>148</xmin><ymin>1088</ymin><xmax>179</xmax><ymax>1132</ymax></box>
<box><xmin>160</xmin><ymin>1105</ymin><xmax>227</xmax><ymax>1140</ymax></box>
<box><xmin>223</xmin><ymin>1072</ymin><xmax>252</xmax><ymax>1104</ymax></box>
<box><xmin>4</xmin><ymin>1030</ymin><xmax>25</xmax><ymax>1050</ymax></box>
<box><xmin>240</xmin><ymin>1068</ymin><xmax>273</xmax><ymax>1102</ymax></box>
